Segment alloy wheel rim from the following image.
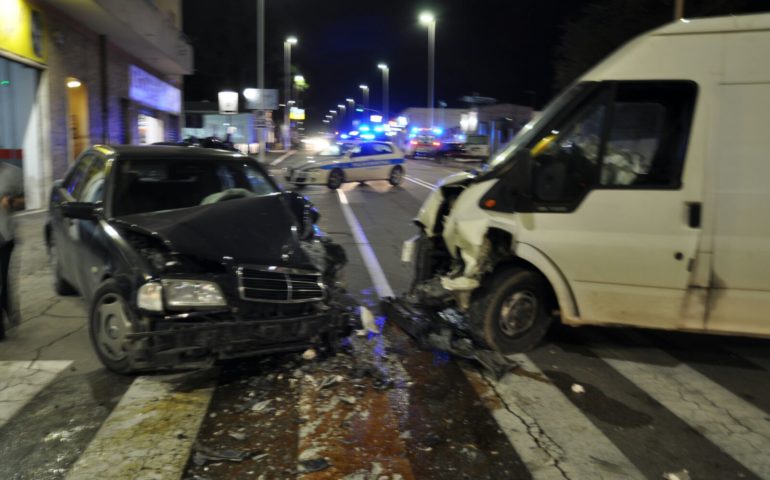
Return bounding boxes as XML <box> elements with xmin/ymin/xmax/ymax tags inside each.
<box><xmin>498</xmin><ymin>290</ymin><xmax>538</xmax><ymax>337</ymax></box>
<box><xmin>391</xmin><ymin>168</ymin><xmax>403</xmax><ymax>183</ymax></box>
<box><xmin>95</xmin><ymin>293</ymin><xmax>131</xmax><ymax>362</ymax></box>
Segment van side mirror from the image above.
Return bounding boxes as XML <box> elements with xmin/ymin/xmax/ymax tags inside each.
<box><xmin>478</xmin><ymin>149</ymin><xmax>533</xmax><ymax>213</ymax></box>
<box><xmin>61</xmin><ymin>201</ymin><xmax>99</xmax><ymax>220</ymax></box>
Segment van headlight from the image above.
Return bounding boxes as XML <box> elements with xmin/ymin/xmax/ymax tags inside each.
<box><xmin>162</xmin><ymin>279</ymin><xmax>227</xmax><ymax>308</ymax></box>
<box><xmin>137</xmin><ymin>280</ymin><xmax>227</xmax><ymax>312</ymax></box>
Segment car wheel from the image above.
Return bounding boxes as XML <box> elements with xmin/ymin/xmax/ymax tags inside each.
<box><xmin>327</xmin><ymin>169</ymin><xmax>344</xmax><ymax>190</ymax></box>
<box><xmin>48</xmin><ymin>237</ymin><xmax>77</xmax><ymax>296</ymax></box>
<box><xmin>388</xmin><ymin>166</ymin><xmax>404</xmax><ymax>186</ymax></box>
<box><xmin>468</xmin><ymin>267</ymin><xmax>553</xmax><ymax>354</ymax></box>
<box><xmin>89</xmin><ymin>280</ymin><xmax>137</xmax><ymax>374</ymax></box>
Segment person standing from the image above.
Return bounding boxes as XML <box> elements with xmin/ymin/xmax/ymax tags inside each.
<box><xmin>0</xmin><ymin>161</ymin><xmax>24</xmax><ymax>340</ymax></box>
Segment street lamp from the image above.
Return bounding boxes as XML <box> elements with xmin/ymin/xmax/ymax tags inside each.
<box><xmin>359</xmin><ymin>84</ymin><xmax>369</xmax><ymax>110</ymax></box>
<box><xmin>283</xmin><ymin>36</ymin><xmax>298</xmax><ymax>149</ymax></box>
<box><xmin>377</xmin><ymin>63</ymin><xmax>389</xmax><ymax>121</ymax></box>
<box><xmin>419</xmin><ymin>11</ymin><xmax>436</xmax><ymax>127</ymax></box>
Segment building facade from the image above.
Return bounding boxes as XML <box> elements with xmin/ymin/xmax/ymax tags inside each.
<box><xmin>0</xmin><ymin>0</ymin><xmax>192</xmax><ymax>210</ymax></box>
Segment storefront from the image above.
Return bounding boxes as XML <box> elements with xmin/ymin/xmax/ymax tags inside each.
<box><xmin>0</xmin><ymin>0</ymin><xmax>48</xmax><ymax>209</ymax></box>
<box><xmin>128</xmin><ymin>65</ymin><xmax>181</xmax><ymax>145</ymax></box>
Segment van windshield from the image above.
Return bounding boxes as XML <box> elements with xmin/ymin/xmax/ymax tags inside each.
<box><xmin>486</xmin><ymin>82</ymin><xmax>596</xmax><ymax>171</ymax></box>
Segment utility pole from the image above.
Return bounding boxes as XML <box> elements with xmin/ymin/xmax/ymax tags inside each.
<box><xmin>674</xmin><ymin>0</ymin><xmax>685</xmax><ymax>20</ymax></box>
<box><xmin>257</xmin><ymin>0</ymin><xmax>265</xmax><ymax>164</ymax></box>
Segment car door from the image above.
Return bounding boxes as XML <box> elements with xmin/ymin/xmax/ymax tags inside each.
<box><xmin>367</xmin><ymin>143</ymin><xmax>400</xmax><ymax>180</ymax></box>
<box><xmin>73</xmin><ymin>152</ymin><xmax>111</xmax><ymax>299</ymax></box>
<box><xmin>516</xmin><ymin>81</ymin><xmax>705</xmax><ymax>331</ymax></box>
<box><xmin>51</xmin><ymin>152</ymin><xmax>97</xmax><ymax>292</ymax></box>
<box><xmin>345</xmin><ymin>143</ymin><xmax>374</xmax><ymax>181</ymax></box>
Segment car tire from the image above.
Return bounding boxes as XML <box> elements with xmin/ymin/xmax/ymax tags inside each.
<box><xmin>467</xmin><ymin>267</ymin><xmax>553</xmax><ymax>354</ymax></box>
<box><xmin>388</xmin><ymin>166</ymin><xmax>404</xmax><ymax>186</ymax></box>
<box><xmin>89</xmin><ymin>279</ymin><xmax>138</xmax><ymax>374</ymax></box>
<box><xmin>48</xmin><ymin>237</ymin><xmax>77</xmax><ymax>296</ymax></box>
<box><xmin>327</xmin><ymin>169</ymin><xmax>344</xmax><ymax>190</ymax></box>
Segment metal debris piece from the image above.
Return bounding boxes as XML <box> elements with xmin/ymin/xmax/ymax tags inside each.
<box><xmin>192</xmin><ymin>444</ymin><xmax>250</xmax><ymax>465</ymax></box>
<box><xmin>571</xmin><ymin>384</ymin><xmax>586</xmax><ymax>394</ymax></box>
<box><xmin>228</xmin><ymin>432</ymin><xmax>246</xmax><ymax>441</ymax></box>
<box><xmin>317</xmin><ymin>374</ymin><xmax>344</xmax><ymax>390</ymax></box>
<box><xmin>250</xmin><ymin>399</ymin><xmax>272</xmax><ymax>412</ymax></box>
<box><xmin>339</xmin><ymin>395</ymin><xmax>357</xmax><ymax>405</ymax></box>
<box><xmin>360</xmin><ymin>306</ymin><xmax>379</xmax><ymax>334</ymax></box>
<box><xmin>252</xmin><ymin>453</ymin><xmax>269</xmax><ymax>462</ymax></box>
<box><xmin>298</xmin><ymin>458</ymin><xmax>331</xmax><ymax>473</ymax></box>
<box><xmin>302</xmin><ymin>348</ymin><xmax>317</xmax><ymax>361</ymax></box>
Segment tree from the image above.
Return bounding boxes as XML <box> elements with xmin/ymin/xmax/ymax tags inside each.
<box><xmin>554</xmin><ymin>0</ymin><xmax>753</xmax><ymax>90</ymax></box>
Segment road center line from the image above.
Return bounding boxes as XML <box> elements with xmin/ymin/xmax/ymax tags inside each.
<box><xmin>404</xmin><ymin>175</ymin><xmax>436</xmax><ymax>190</ymax></box>
<box><xmin>270</xmin><ymin>149</ymin><xmax>296</xmax><ymax>166</ymax></box>
<box><xmin>336</xmin><ymin>189</ymin><xmax>394</xmax><ymax>298</ymax></box>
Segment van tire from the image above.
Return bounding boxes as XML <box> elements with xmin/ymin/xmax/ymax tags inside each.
<box><xmin>327</xmin><ymin>169</ymin><xmax>344</xmax><ymax>190</ymax></box>
<box><xmin>468</xmin><ymin>268</ymin><xmax>552</xmax><ymax>353</ymax></box>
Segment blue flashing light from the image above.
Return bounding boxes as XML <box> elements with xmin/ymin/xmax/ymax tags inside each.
<box><xmin>349</xmin><ymin>130</ymin><xmax>359</xmax><ymax>136</ymax></box>
<box><xmin>360</xmin><ymin>133</ymin><xmax>375</xmax><ymax>140</ymax></box>
<box><xmin>359</xmin><ymin>125</ymin><xmax>371</xmax><ymax>132</ymax></box>
<box><xmin>373</xmin><ymin>125</ymin><xmax>384</xmax><ymax>133</ymax></box>
<box><xmin>355</xmin><ymin>108</ymin><xmax>364</xmax><ymax>112</ymax></box>
<box><xmin>432</xmin><ymin>127</ymin><xmax>444</xmax><ymax>135</ymax></box>
<box><xmin>410</xmin><ymin>126</ymin><xmax>420</xmax><ymax>134</ymax></box>
<box><xmin>340</xmin><ymin>134</ymin><xmax>349</xmax><ymax>139</ymax></box>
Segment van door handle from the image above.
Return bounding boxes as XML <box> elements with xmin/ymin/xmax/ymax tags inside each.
<box><xmin>687</xmin><ymin>202</ymin><xmax>702</xmax><ymax>228</ymax></box>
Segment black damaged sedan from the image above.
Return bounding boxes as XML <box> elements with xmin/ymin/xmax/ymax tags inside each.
<box><xmin>46</xmin><ymin>145</ymin><xmax>354</xmax><ymax>373</ymax></box>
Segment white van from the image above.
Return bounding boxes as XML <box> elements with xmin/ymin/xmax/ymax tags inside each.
<box><xmin>402</xmin><ymin>13</ymin><xmax>770</xmax><ymax>353</ymax></box>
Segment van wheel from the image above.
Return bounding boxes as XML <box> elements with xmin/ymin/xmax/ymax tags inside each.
<box><xmin>89</xmin><ymin>280</ymin><xmax>137</xmax><ymax>374</ymax></box>
<box><xmin>49</xmin><ymin>237</ymin><xmax>76</xmax><ymax>296</ymax></box>
<box><xmin>468</xmin><ymin>267</ymin><xmax>553</xmax><ymax>353</ymax></box>
<box><xmin>388</xmin><ymin>166</ymin><xmax>404</xmax><ymax>186</ymax></box>
<box><xmin>327</xmin><ymin>169</ymin><xmax>344</xmax><ymax>190</ymax></box>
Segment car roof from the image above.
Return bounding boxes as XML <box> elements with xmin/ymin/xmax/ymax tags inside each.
<box><xmin>92</xmin><ymin>145</ymin><xmax>251</xmax><ymax>161</ymax></box>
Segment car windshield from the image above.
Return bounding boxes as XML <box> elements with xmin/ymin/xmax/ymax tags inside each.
<box><xmin>485</xmin><ymin>82</ymin><xmax>595</xmax><ymax>171</ymax></box>
<box><xmin>318</xmin><ymin>144</ymin><xmax>345</xmax><ymax>156</ymax></box>
<box><xmin>112</xmin><ymin>157</ymin><xmax>277</xmax><ymax>217</ymax></box>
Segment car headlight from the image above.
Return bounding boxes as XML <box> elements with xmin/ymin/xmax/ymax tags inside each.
<box><xmin>138</xmin><ymin>282</ymin><xmax>164</xmax><ymax>311</ymax></box>
<box><xmin>162</xmin><ymin>279</ymin><xmax>227</xmax><ymax>309</ymax></box>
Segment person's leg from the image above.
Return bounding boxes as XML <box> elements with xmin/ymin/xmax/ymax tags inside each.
<box><xmin>0</xmin><ymin>240</ymin><xmax>14</xmax><ymax>340</ymax></box>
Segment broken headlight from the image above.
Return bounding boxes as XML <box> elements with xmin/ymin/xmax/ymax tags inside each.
<box><xmin>161</xmin><ymin>279</ymin><xmax>227</xmax><ymax>309</ymax></box>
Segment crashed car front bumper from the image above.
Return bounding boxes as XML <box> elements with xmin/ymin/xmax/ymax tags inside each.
<box><xmin>125</xmin><ymin>309</ymin><xmax>354</xmax><ymax>369</ymax></box>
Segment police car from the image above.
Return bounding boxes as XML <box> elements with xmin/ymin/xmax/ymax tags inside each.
<box><xmin>285</xmin><ymin>141</ymin><xmax>405</xmax><ymax>189</ymax></box>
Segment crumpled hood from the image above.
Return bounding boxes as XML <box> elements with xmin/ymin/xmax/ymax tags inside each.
<box><xmin>114</xmin><ymin>193</ymin><xmax>316</xmax><ymax>270</ymax></box>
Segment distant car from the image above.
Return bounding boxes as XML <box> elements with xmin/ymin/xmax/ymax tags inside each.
<box><xmin>408</xmin><ymin>134</ymin><xmax>441</xmax><ymax>158</ymax></box>
<box><xmin>46</xmin><ymin>145</ymin><xmax>354</xmax><ymax>373</ymax></box>
<box><xmin>460</xmin><ymin>134</ymin><xmax>490</xmax><ymax>159</ymax></box>
<box><xmin>286</xmin><ymin>141</ymin><xmax>405</xmax><ymax>189</ymax></box>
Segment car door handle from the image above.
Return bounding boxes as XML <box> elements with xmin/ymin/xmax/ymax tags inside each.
<box><xmin>687</xmin><ymin>202</ymin><xmax>701</xmax><ymax>228</ymax></box>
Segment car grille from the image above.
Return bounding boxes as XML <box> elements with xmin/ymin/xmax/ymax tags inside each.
<box><xmin>237</xmin><ymin>266</ymin><xmax>325</xmax><ymax>303</ymax></box>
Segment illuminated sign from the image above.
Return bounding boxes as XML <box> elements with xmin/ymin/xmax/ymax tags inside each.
<box><xmin>370</xmin><ymin>114</ymin><xmax>383</xmax><ymax>123</ymax></box>
<box><xmin>218</xmin><ymin>91</ymin><xmax>238</xmax><ymax>114</ymax></box>
<box><xmin>289</xmin><ymin>107</ymin><xmax>305</xmax><ymax>121</ymax></box>
<box><xmin>129</xmin><ymin>65</ymin><xmax>181</xmax><ymax>114</ymax></box>
<box><xmin>0</xmin><ymin>0</ymin><xmax>46</xmax><ymax>63</ymax></box>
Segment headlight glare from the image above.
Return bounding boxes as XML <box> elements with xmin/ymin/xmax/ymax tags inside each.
<box><xmin>162</xmin><ymin>279</ymin><xmax>226</xmax><ymax>308</ymax></box>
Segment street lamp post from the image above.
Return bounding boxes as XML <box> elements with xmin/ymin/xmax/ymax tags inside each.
<box><xmin>419</xmin><ymin>11</ymin><xmax>436</xmax><ymax>127</ymax></box>
<box><xmin>257</xmin><ymin>0</ymin><xmax>266</xmax><ymax>164</ymax></box>
<box><xmin>283</xmin><ymin>36</ymin><xmax>297</xmax><ymax>150</ymax></box>
<box><xmin>377</xmin><ymin>63</ymin><xmax>389</xmax><ymax>121</ymax></box>
<box><xmin>359</xmin><ymin>84</ymin><xmax>369</xmax><ymax>110</ymax></box>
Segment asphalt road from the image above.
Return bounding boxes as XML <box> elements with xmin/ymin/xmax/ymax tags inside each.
<box><xmin>1</xmin><ymin>151</ymin><xmax>769</xmax><ymax>480</ymax></box>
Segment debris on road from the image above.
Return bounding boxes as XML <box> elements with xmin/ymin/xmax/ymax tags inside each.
<box><xmin>302</xmin><ymin>348</ymin><xmax>318</xmax><ymax>361</ymax></box>
<box><xmin>663</xmin><ymin>470</ymin><xmax>691</xmax><ymax>480</ymax></box>
<box><xmin>360</xmin><ymin>306</ymin><xmax>380</xmax><ymax>334</ymax></box>
<box><xmin>298</xmin><ymin>457</ymin><xmax>331</xmax><ymax>473</ymax></box>
<box><xmin>192</xmin><ymin>443</ymin><xmax>250</xmax><ymax>465</ymax></box>
<box><xmin>571</xmin><ymin>384</ymin><xmax>586</xmax><ymax>394</ymax></box>
<box><xmin>250</xmin><ymin>399</ymin><xmax>272</xmax><ymax>412</ymax></box>
<box><xmin>382</xmin><ymin>298</ymin><xmax>516</xmax><ymax>379</ymax></box>
<box><xmin>228</xmin><ymin>431</ymin><xmax>246</xmax><ymax>441</ymax></box>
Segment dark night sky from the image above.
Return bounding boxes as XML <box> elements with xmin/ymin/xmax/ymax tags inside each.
<box><xmin>183</xmin><ymin>0</ymin><xmax>588</xmax><ymax>126</ymax></box>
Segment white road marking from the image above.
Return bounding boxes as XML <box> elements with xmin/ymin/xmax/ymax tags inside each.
<box><xmin>593</xmin><ymin>343</ymin><xmax>770</xmax><ymax>479</ymax></box>
<box><xmin>0</xmin><ymin>360</ymin><xmax>72</xmax><ymax>428</ymax></box>
<box><xmin>66</xmin><ymin>373</ymin><xmax>215</xmax><ymax>480</ymax></box>
<box><xmin>270</xmin><ymin>149</ymin><xmax>296</xmax><ymax>166</ymax></box>
<box><xmin>404</xmin><ymin>175</ymin><xmax>436</xmax><ymax>191</ymax></box>
<box><xmin>464</xmin><ymin>359</ymin><xmax>646</xmax><ymax>480</ymax></box>
<box><xmin>336</xmin><ymin>188</ymin><xmax>394</xmax><ymax>298</ymax></box>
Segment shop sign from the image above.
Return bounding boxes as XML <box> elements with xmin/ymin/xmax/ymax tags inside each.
<box><xmin>129</xmin><ymin>65</ymin><xmax>181</xmax><ymax>114</ymax></box>
<box><xmin>289</xmin><ymin>107</ymin><xmax>305</xmax><ymax>121</ymax></box>
<box><xmin>0</xmin><ymin>0</ymin><xmax>46</xmax><ymax>63</ymax></box>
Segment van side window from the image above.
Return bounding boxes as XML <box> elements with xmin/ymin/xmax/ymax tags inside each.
<box><xmin>601</xmin><ymin>82</ymin><xmax>695</xmax><ymax>188</ymax></box>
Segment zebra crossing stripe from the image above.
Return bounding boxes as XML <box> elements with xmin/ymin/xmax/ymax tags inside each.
<box><xmin>463</xmin><ymin>356</ymin><xmax>646</xmax><ymax>480</ymax></box>
<box><xmin>593</xmin><ymin>343</ymin><xmax>770</xmax><ymax>479</ymax></box>
<box><xmin>65</xmin><ymin>372</ymin><xmax>216</xmax><ymax>480</ymax></box>
<box><xmin>0</xmin><ymin>360</ymin><xmax>72</xmax><ymax>428</ymax></box>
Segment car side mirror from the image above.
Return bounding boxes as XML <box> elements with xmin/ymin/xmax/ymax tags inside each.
<box><xmin>61</xmin><ymin>201</ymin><xmax>99</xmax><ymax>220</ymax></box>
